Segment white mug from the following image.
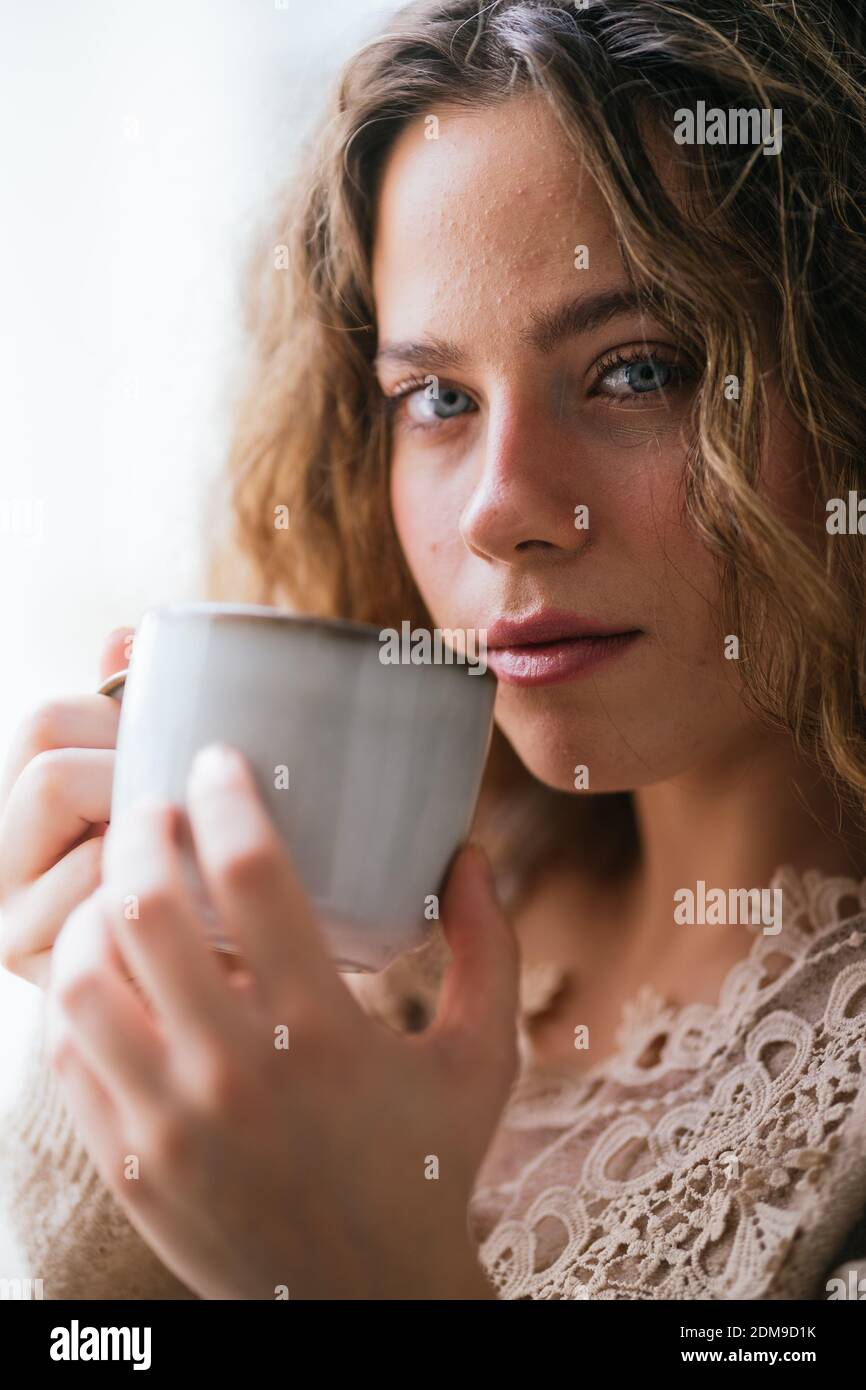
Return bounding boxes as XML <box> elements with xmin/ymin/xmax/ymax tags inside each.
<box><xmin>100</xmin><ymin>603</ymin><xmax>496</xmax><ymax>972</ymax></box>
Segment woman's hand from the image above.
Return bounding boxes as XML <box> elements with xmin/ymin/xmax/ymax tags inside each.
<box><xmin>0</xmin><ymin>627</ymin><xmax>134</xmax><ymax>987</ymax></box>
<box><xmin>44</xmin><ymin>743</ymin><xmax>519</xmax><ymax>1299</ymax></box>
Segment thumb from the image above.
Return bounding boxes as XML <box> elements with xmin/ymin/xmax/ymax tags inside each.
<box><xmin>426</xmin><ymin>844</ymin><xmax>520</xmax><ymax>1063</ymax></box>
<box><xmin>99</xmin><ymin>626</ymin><xmax>135</xmax><ymax>683</ymax></box>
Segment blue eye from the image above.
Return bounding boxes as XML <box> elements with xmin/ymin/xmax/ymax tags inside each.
<box><xmin>594</xmin><ymin>349</ymin><xmax>686</xmax><ymax>403</ymax></box>
<box><xmin>425</xmin><ymin>386</ymin><xmax>472</xmax><ymax>418</ymax></box>
<box><xmin>407</xmin><ymin>385</ymin><xmax>473</xmax><ymax>423</ymax></box>
<box><xmin>624</xmin><ymin>359</ymin><xmax>673</xmax><ymax>392</ymax></box>
<box><xmin>386</xmin><ymin>380</ymin><xmax>476</xmax><ymax>429</ymax></box>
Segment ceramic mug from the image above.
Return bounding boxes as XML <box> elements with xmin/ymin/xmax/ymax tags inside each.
<box><xmin>99</xmin><ymin>602</ymin><xmax>496</xmax><ymax>972</ymax></box>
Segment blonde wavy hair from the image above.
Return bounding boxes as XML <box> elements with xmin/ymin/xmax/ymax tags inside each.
<box><xmin>207</xmin><ymin>0</ymin><xmax>866</xmax><ymax>912</ymax></box>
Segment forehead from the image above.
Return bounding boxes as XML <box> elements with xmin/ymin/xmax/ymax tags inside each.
<box><xmin>371</xmin><ymin>93</ymin><xmax>625</xmax><ymax>341</ymax></box>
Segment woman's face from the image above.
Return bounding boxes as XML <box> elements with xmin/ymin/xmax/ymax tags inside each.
<box><xmin>372</xmin><ymin>93</ymin><xmax>807</xmax><ymax>793</ymax></box>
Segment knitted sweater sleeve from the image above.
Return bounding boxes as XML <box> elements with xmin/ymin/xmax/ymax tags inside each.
<box><xmin>0</xmin><ymin>999</ymin><xmax>197</xmax><ymax>1300</ymax></box>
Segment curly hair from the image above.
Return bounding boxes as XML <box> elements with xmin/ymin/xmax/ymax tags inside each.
<box><xmin>207</xmin><ymin>0</ymin><xmax>866</xmax><ymax>911</ymax></box>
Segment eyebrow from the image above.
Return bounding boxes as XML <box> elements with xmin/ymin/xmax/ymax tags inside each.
<box><xmin>374</xmin><ymin>287</ymin><xmax>662</xmax><ymax>371</ymax></box>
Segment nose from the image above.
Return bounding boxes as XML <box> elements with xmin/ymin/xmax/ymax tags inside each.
<box><xmin>459</xmin><ymin>390</ymin><xmax>590</xmax><ymax>565</ymax></box>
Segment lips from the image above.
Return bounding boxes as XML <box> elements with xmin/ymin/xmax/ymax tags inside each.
<box><xmin>485</xmin><ymin>611</ymin><xmax>641</xmax><ymax>687</ymax></box>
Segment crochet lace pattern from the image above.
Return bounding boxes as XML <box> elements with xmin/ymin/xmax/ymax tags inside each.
<box><xmin>468</xmin><ymin>866</ymin><xmax>866</xmax><ymax>1300</ymax></box>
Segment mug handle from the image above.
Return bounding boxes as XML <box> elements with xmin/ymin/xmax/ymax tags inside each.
<box><xmin>98</xmin><ymin>669</ymin><xmax>128</xmax><ymax>702</ymax></box>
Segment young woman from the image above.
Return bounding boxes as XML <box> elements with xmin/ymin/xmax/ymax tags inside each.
<box><xmin>2</xmin><ymin>0</ymin><xmax>865</xmax><ymax>1300</ymax></box>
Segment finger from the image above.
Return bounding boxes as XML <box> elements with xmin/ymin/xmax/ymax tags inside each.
<box><xmin>212</xmin><ymin>945</ymin><xmax>259</xmax><ymax>995</ymax></box>
<box><xmin>99</xmin><ymin>626</ymin><xmax>135</xmax><ymax>681</ymax></box>
<box><xmin>102</xmin><ymin>798</ymin><xmax>247</xmax><ymax>1054</ymax></box>
<box><xmin>0</xmin><ymin>748</ymin><xmax>115</xmax><ymax>888</ymax></box>
<box><xmin>426</xmin><ymin>846</ymin><xmax>520</xmax><ymax>1057</ymax></box>
<box><xmin>49</xmin><ymin>889</ymin><xmax>166</xmax><ymax>1108</ymax></box>
<box><xmin>0</xmin><ymin>695</ymin><xmax>120</xmax><ymax>808</ymax></box>
<box><xmin>47</xmin><ymin>1038</ymin><xmax>125</xmax><ymax>1184</ymax></box>
<box><xmin>186</xmin><ymin>744</ymin><xmax>354</xmax><ymax>1014</ymax></box>
<box><xmin>0</xmin><ymin>834</ymin><xmax>105</xmax><ymax>986</ymax></box>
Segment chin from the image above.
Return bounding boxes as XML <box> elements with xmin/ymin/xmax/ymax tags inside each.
<box><xmin>512</xmin><ymin>757</ymin><xmax>635</xmax><ymax>796</ymax></box>
<box><xmin>499</xmin><ymin>737</ymin><xmax>654</xmax><ymax>796</ymax></box>
<box><xmin>494</xmin><ymin>714</ymin><xmax>595</xmax><ymax>794</ymax></box>
<box><xmin>491</xmin><ymin>674</ymin><xmax>629</xmax><ymax>778</ymax></box>
<box><xmin>494</xmin><ymin>700</ymin><xmax>673</xmax><ymax>795</ymax></box>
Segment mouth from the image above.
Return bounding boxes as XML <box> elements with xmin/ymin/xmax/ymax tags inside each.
<box><xmin>485</xmin><ymin>611</ymin><xmax>642</xmax><ymax>687</ymax></box>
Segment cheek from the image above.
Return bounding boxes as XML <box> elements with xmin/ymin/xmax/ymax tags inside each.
<box><xmin>390</xmin><ymin>454</ymin><xmax>427</xmax><ymax>563</ymax></box>
<box><xmin>389</xmin><ymin>455</ymin><xmax>459</xmax><ymax>610</ymax></box>
<box><xmin>597</xmin><ymin>443</ymin><xmax>688</xmax><ymax>575</ymax></box>
<box><xmin>610</xmin><ymin>449</ymin><xmax>723</xmax><ymax>641</ymax></box>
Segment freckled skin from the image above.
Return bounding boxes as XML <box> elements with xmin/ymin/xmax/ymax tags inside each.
<box><xmin>372</xmin><ymin>93</ymin><xmax>812</xmax><ymax>793</ymax></box>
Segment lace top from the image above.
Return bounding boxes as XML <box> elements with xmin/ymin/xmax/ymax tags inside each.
<box><xmin>468</xmin><ymin>865</ymin><xmax>866</xmax><ymax>1299</ymax></box>
<box><xmin>1</xmin><ymin>864</ymin><xmax>864</xmax><ymax>1299</ymax></box>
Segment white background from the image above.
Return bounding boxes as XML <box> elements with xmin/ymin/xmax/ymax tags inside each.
<box><xmin>0</xmin><ymin>0</ymin><xmax>394</xmax><ymax>1271</ymax></box>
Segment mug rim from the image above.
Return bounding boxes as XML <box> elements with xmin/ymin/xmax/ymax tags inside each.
<box><xmin>98</xmin><ymin>602</ymin><xmax>497</xmax><ymax>698</ymax></box>
<box><xmin>144</xmin><ymin>602</ymin><xmax>383</xmax><ymax>641</ymax></box>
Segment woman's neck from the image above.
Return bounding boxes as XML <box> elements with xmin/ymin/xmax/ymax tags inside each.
<box><xmin>622</xmin><ymin>724</ymin><xmax>866</xmax><ymax>968</ymax></box>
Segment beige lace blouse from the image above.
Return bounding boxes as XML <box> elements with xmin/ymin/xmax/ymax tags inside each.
<box><xmin>2</xmin><ymin>864</ymin><xmax>865</xmax><ymax>1299</ymax></box>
